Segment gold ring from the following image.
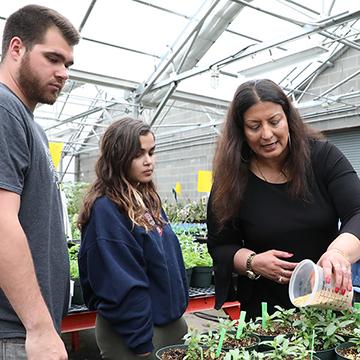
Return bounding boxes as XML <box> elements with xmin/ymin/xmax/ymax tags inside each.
<box><xmin>278</xmin><ymin>276</ymin><xmax>283</xmax><ymax>283</ymax></box>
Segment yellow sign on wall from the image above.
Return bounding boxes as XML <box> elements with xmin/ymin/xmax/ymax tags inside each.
<box><xmin>175</xmin><ymin>182</ymin><xmax>182</xmax><ymax>195</ymax></box>
<box><xmin>49</xmin><ymin>142</ymin><xmax>64</xmax><ymax>169</ymax></box>
<box><xmin>197</xmin><ymin>170</ymin><xmax>212</xmax><ymax>193</ymax></box>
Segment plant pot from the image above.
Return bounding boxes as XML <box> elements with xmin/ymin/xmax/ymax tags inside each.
<box><xmin>223</xmin><ymin>333</ymin><xmax>260</xmax><ymax>352</ymax></box>
<box><xmin>201</xmin><ymin>331</ymin><xmax>260</xmax><ymax>352</ymax></box>
<box><xmin>195</xmin><ymin>236</ymin><xmax>208</xmax><ymax>244</ymax></box>
<box><xmin>262</xmin><ymin>350</ymin><xmax>321</xmax><ymax>359</ymax></box>
<box><xmin>191</xmin><ymin>266</ymin><xmax>213</xmax><ymax>288</ymax></box>
<box><xmin>256</xmin><ymin>333</ymin><xmax>278</xmax><ymax>353</ymax></box>
<box><xmin>253</xmin><ymin>330</ymin><xmax>293</xmax><ymax>352</ymax></box>
<box><xmin>71</xmin><ymin>278</ymin><xmax>84</xmax><ymax>305</ymax></box>
<box><xmin>315</xmin><ymin>347</ymin><xmax>336</xmax><ymax>360</ymax></box>
<box><xmin>185</xmin><ymin>267</ymin><xmax>193</xmax><ymax>287</ymax></box>
<box><xmin>335</xmin><ymin>342</ymin><xmax>358</xmax><ymax>359</ymax></box>
<box><xmin>155</xmin><ymin>344</ymin><xmax>225</xmax><ymax>359</ymax></box>
<box><xmin>68</xmin><ymin>279</ymin><xmax>74</xmax><ymax>309</ymax></box>
<box><xmin>155</xmin><ymin>344</ymin><xmax>188</xmax><ymax>359</ymax></box>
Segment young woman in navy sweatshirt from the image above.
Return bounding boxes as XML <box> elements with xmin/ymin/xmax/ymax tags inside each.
<box><xmin>77</xmin><ymin>117</ymin><xmax>188</xmax><ymax>359</ymax></box>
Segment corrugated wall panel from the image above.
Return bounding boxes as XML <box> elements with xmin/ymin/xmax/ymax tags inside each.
<box><xmin>325</xmin><ymin>128</ymin><xmax>360</xmax><ymax>177</ymax></box>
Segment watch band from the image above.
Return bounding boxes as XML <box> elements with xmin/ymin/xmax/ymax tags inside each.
<box><xmin>246</xmin><ymin>252</ymin><xmax>256</xmax><ymax>271</ymax></box>
<box><xmin>246</xmin><ymin>252</ymin><xmax>261</xmax><ymax>280</ymax></box>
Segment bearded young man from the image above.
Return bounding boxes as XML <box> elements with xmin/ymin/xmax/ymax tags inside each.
<box><xmin>0</xmin><ymin>5</ymin><xmax>79</xmax><ymax>360</ymax></box>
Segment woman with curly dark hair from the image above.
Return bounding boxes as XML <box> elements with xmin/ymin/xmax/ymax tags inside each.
<box><xmin>207</xmin><ymin>79</ymin><xmax>360</xmax><ymax>320</ymax></box>
<box><xmin>77</xmin><ymin>117</ymin><xmax>188</xmax><ymax>359</ymax></box>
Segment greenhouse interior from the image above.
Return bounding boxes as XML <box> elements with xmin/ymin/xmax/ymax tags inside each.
<box><xmin>1</xmin><ymin>0</ymin><xmax>360</xmax><ymax>359</ymax></box>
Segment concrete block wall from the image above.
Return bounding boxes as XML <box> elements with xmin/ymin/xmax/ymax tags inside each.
<box><xmin>297</xmin><ymin>43</ymin><xmax>360</xmax><ymax>134</ymax></box>
<box><xmin>76</xmin><ymin>151</ymin><xmax>99</xmax><ymax>183</ymax></box>
<box><xmin>154</xmin><ymin>141</ymin><xmax>216</xmax><ymax>202</ymax></box>
<box><xmin>301</xmin><ymin>45</ymin><xmax>360</xmax><ymax>105</ymax></box>
<box><xmin>77</xmin><ymin>101</ymin><xmax>223</xmax><ymax>202</ymax></box>
<box><xmin>151</xmin><ymin>101</ymin><xmax>222</xmax><ymax>202</ymax></box>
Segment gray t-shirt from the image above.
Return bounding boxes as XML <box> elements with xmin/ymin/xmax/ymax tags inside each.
<box><xmin>0</xmin><ymin>83</ymin><xmax>69</xmax><ymax>337</ymax></box>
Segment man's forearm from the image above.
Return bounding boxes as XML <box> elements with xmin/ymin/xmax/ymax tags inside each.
<box><xmin>0</xmin><ymin>219</ymin><xmax>55</xmax><ymax>332</ymax></box>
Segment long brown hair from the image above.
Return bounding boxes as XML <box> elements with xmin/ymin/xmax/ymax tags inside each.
<box><xmin>77</xmin><ymin>117</ymin><xmax>163</xmax><ymax>231</ymax></box>
<box><xmin>211</xmin><ymin>79</ymin><xmax>321</xmax><ymax>230</ymax></box>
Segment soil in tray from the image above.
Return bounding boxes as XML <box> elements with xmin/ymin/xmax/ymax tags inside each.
<box><xmin>253</xmin><ymin>322</ymin><xmax>295</xmax><ymax>337</ymax></box>
<box><xmin>158</xmin><ymin>348</ymin><xmax>225</xmax><ymax>360</ymax></box>
<box><xmin>337</xmin><ymin>346</ymin><xmax>360</xmax><ymax>359</ymax></box>
<box><xmin>278</xmin><ymin>357</ymin><xmax>318</xmax><ymax>360</ymax></box>
<box><xmin>223</xmin><ymin>335</ymin><xmax>257</xmax><ymax>348</ymax></box>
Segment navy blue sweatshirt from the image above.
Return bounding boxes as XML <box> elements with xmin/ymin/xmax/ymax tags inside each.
<box><xmin>78</xmin><ymin>196</ymin><xmax>188</xmax><ymax>354</ymax></box>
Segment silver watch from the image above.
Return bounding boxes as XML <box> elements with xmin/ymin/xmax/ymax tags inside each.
<box><xmin>246</xmin><ymin>252</ymin><xmax>261</xmax><ymax>280</ymax></box>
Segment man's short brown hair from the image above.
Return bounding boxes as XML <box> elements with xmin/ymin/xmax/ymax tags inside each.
<box><xmin>2</xmin><ymin>4</ymin><xmax>80</xmax><ymax>58</ymax></box>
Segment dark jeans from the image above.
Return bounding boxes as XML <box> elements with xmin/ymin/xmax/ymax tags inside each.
<box><xmin>95</xmin><ymin>315</ymin><xmax>188</xmax><ymax>360</ymax></box>
<box><xmin>0</xmin><ymin>338</ymin><xmax>26</xmax><ymax>360</ymax></box>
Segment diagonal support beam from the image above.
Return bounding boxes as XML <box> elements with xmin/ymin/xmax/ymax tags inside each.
<box><xmin>134</xmin><ymin>0</ymin><xmax>222</xmax><ymax>102</ymax></box>
<box><xmin>147</xmin><ymin>8</ymin><xmax>360</xmax><ymax>93</ymax></box>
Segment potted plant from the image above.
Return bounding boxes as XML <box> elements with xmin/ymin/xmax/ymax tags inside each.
<box><xmin>187</xmin><ymin>196</ymin><xmax>208</xmax><ymax>224</ymax></box>
<box><xmin>223</xmin><ymin>348</ymin><xmax>265</xmax><ymax>360</ymax></box>
<box><xmin>250</xmin><ymin>305</ymin><xmax>297</xmax><ymax>336</ymax></box>
<box><xmin>68</xmin><ymin>243</ymin><xmax>84</xmax><ymax>305</ymax></box>
<box><xmin>156</xmin><ymin>328</ymin><xmax>225</xmax><ymax>359</ymax></box>
<box><xmin>293</xmin><ymin>307</ymin><xmax>346</xmax><ymax>360</ymax></box>
<box><xmin>177</xmin><ymin>232</ymin><xmax>197</xmax><ymax>285</ymax></box>
<box><xmin>335</xmin><ymin>328</ymin><xmax>360</xmax><ymax>359</ymax></box>
<box><xmin>190</xmin><ymin>243</ymin><xmax>213</xmax><ymax>288</ymax></box>
<box><xmin>222</xmin><ymin>338</ymin><xmax>321</xmax><ymax>360</ymax></box>
<box><xmin>184</xmin><ymin>223</ymin><xmax>208</xmax><ymax>243</ymax></box>
<box><xmin>177</xmin><ymin>231</ymin><xmax>213</xmax><ymax>288</ymax></box>
<box><xmin>163</xmin><ymin>197</ymin><xmax>208</xmax><ymax>224</ymax></box>
<box><xmin>63</xmin><ymin>181</ymin><xmax>89</xmax><ymax>240</ymax></box>
<box><xmin>200</xmin><ymin>317</ymin><xmax>260</xmax><ymax>352</ymax></box>
<box><xmin>335</xmin><ymin>307</ymin><xmax>358</xmax><ymax>341</ymax></box>
<box><xmin>261</xmin><ymin>334</ymin><xmax>321</xmax><ymax>359</ymax></box>
<box><xmin>249</xmin><ymin>305</ymin><xmax>297</xmax><ymax>351</ymax></box>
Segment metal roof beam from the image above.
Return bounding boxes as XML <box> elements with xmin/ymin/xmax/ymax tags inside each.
<box><xmin>319</xmin><ymin>29</ymin><xmax>360</xmax><ymax>51</ymax></box>
<box><xmin>68</xmin><ymin>68</ymin><xmax>229</xmax><ymax>109</ymax></box>
<box><xmin>134</xmin><ymin>0</ymin><xmax>223</xmax><ymax>102</ymax></box>
<box><xmin>81</xmin><ymin>37</ymin><xmax>160</xmax><ymax>58</ymax></box>
<box><xmin>78</xmin><ymin>0</ymin><xmax>97</xmax><ymax>33</ymax></box>
<box><xmin>69</xmin><ymin>69</ymin><xmax>139</xmax><ymax>91</ymax></box>
<box><xmin>148</xmin><ymin>8</ymin><xmax>360</xmax><ymax>92</ymax></box>
<box><xmin>315</xmin><ymin>68</ymin><xmax>360</xmax><ymax>100</ymax></box>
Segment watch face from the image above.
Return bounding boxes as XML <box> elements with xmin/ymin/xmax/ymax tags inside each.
<box><xmin>246</xmin><ymin>270</ymin><xmax>256</xmax><ymax>280</ymax></box>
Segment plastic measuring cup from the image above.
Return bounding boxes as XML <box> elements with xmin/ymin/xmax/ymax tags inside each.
<box><xmin>289</xmin><ymin>259</ymin><xmax>353</xmax><ymax>311</ymax></box>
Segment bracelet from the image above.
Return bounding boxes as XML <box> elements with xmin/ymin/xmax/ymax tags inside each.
<box><xmin>328</xmin><ymin>248</ymin><xmax>349</xmax><ymax>262</ymax></box>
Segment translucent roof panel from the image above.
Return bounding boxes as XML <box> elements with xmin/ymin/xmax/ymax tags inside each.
<box><xmin>0</xmin><ymin>0</ymin><xmax>87</xmax><ymax>29</ymax></box>
<box><xmin>0</xmin><ymin>0</ymin><xmax>359</xmax><ymax>158</ymax></box>
<box><xmin>74</xmin><ymin>40</ymin><xmax>158</xmax><ymax>82</ymax></box>
<box><xmin>81</xmin><ymin>1</ymin><xmax>190</xmax><ymax>56</ymax></box>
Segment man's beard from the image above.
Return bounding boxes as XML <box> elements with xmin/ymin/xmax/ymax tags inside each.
<box><xmin>18</xmin><ymin>53</ymin><xmax>59</xmax><ymax>105</ymax></box>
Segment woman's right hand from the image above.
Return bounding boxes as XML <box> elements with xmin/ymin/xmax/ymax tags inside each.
<box><xmin>251</xmin><ymin>250</ymin><xmax>297</xmax><ymax>284</ymax></box>
<box><xmin>137</xmin><ymin>352</ymin><xmax>151</xmax><ymax>357</ymax></box>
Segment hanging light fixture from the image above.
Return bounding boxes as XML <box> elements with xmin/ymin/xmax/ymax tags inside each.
<box><xmin>210</xmin><ymin>67</ymin><xmax>220</xmax><ymax>89</ymax></box>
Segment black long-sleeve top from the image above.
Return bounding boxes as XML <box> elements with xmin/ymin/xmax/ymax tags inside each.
<box><xmin>207</xmin><ymin>139</ymin><xmax>360</xmax><ymax>320</ymax></box>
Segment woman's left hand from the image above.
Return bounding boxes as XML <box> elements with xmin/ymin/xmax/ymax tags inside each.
<box><xmin>318</xmin><ymin>249</ymin><xmax>352</xmax><ymax>294</ymax></box>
